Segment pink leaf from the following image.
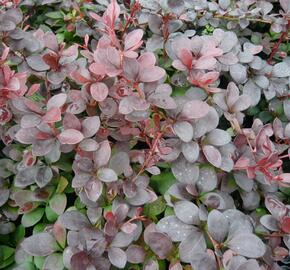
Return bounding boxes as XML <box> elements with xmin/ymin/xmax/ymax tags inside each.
<box><xmin>138</xmin><ymin>52</ymin><xmax>156</xmax><ymax>67</ymax></box>
<box><xmin>47</xmin><ymin>93</ymin><xmax>67</xmax><ymax>110</ymax></box>
<box><xmin>42</xmin><ymin>107</ymin><xmax>62</xmax><ymax>123</ymax></box>
<box><xmin>139</xmin><ymin>66</ymin><xmax>165</xmax><ymax>82</ymax></box>
<box><xmin>27</xmin><ymin>83</ymin><xmax>40</xmax><ymax>96</ymax></box>
<box><xmin>90</xmin><ymin>82</ymin><xmax>109</xmax><ymax>102</ymax></box>
<box><xmin>125</xmin><ymin>29</ymin><xmax>144</xmax><ymax>51</ymax></box>
<box><xmin>89</xmin><ymin>63</ymin><xmax>106</xmax><ymax>76</ymax></box>
<box><xmin>58</xmin><ymin>129</ymin><xmax>84</xmax><ymax>144</ymax></box>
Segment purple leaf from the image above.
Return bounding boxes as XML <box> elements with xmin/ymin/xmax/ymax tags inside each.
<box><xmin>203</xmin><ymin>145</ymin><xmax>222</xmax><ymax>168</ymax></box>
<box><xmin>146</xmin><ymin>232</ymin><xmax>173</xmax><ymax>259</ymax></box>
<box><xmin>108</xmin><ymin>247</ymin><xmax>127</xmax><ymax>268</ymax></box>
<box><xmin>173</xmin><ymin>121</ymin><xmax>193</xmax><ymax>142</ymax></box>
<box><xmin>156</xmin><ymin>216</ymin><xmax>196</xmax><ymax>242</ymax></box>
<box><xmin>126</xmin><ymin>245</ymin><xmax>145</xmax><ymax>264</ymax></box>
<box><xmin>181</xmin><ymin>141</ymin><xmax>200</xmax><ymax>163</ymax></box>
<box><xmin>180</xmin><ymin>100</ymin><xmax>210</xmax><ymax>119</ymax></box>
<box><xmin>227</xmin><ymin>233</ymin><xmax>266</xmax><ymax>258</ymax></box>
<box><xmin>97</xmin><ymin>167</ymin><xmax>118</xmax><ymax>182</ymax></box>
<box><xmin>207</xmin><ymin>210</ymin><xmax>229</xmax><ymax>243</ymax></box>
<box><xmin>174</xmin><ymin>201</ymin><xmax>199</xmax><ymax>225</ymax></box>
<box><xmin>206</xmin><ymin>129</ymin><xmax>231</xmax><ymax>146</ymax></box>
<box><xmin>22</xmin><ymin>232</ymin><xmax>58</xmax><ymax>256</ymax></box>
<box><xmin>59</xmin><ymin>210</ymin><xmax>90</xmax><ymax>230</ymax></box>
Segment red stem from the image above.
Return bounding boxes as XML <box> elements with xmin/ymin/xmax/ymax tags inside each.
<box><xmin>267</xmin><ymin>20</ymin><xmax>290</xmax><ymax>64</ymax></box>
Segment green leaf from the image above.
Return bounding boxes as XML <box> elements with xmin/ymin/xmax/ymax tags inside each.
<box><xmin>0</xmin><ymin>245</ymin><xmax>14</xmax><ymax>261</ymax></box>
<box><xmin>45</xmin><ymin>205</ymin><xmax>59</xmax><ymax>222</ymax></box>
<box><xmin>33</xmin><ymin>223</ymin><xmax>46</xmax><ymax>234</ymax></box>
<box><xmin>45</xmin><ymin>11</ymin><xmax>64</xmax><ymax>19</ymax></box>
<box><xmin>53</xmin><ymin>154</ymin><xmax>74</xmax><ymax>172</ymax></box>
<box><xmin>164</xmin><ymin>206</ymin><xmax>174</xmax><ymax>216</ymax></box>
<box><xmin>12</xmin><ymin>225</ymin><xmax>25</xmax><ymax>245</ymax></box>
<box><xmin>55</xmin><ymin>176</ymin><xmax>68</xmax><ymax>194</ymax></box>
<box><xmin>12</xmin><ymin>262</ymin><xmax>36</xmax><ymax>270</ymax></box>
<box><xmin>143</xmin><ymin>197</ymin><xmax>166</xmax><ymax>217</ymax></box>
<box><xmin>33</xmin><ymin>256</ymin><xmax>45</xmax><ymax>270</ymax></box>
<box><xmin>150</xmin><ymin>171</ymin><xmax>176</xmax><ymax>195</ymax></box>
<box><xmin>0</xmin><ymin>255</ymin><xmax>14</xmax><ymax>269</ymax></box>
<box><xmin>21</xmin><ymin>208</ymin><xmax>44</xmax><ymax>228</ymax></box>
<box><xmin>49</xmin><ymin>193</ymin><xmax>67</xmax><ymax>215</ymax></box>
<box><xmin>258</xmin><ymin>111</ymin><xmax>274</xmax><ymax>123</ymax></box>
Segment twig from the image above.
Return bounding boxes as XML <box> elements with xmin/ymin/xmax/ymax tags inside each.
<box><xmin>267</xmin><ymin>20</ymin><xmax>290</xmax><ymax>64</ymax></box>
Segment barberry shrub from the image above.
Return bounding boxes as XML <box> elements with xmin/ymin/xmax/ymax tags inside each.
<box><xmin>0</xmin><ymin>0</ymin><xmax>290</xmax><ymax>269</ymax></box>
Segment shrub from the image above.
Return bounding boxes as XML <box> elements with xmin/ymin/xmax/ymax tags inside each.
<box><xmin>0</xmin><ymin>0</ymin><xmax>290</xmax><ymax>269</ymax></box>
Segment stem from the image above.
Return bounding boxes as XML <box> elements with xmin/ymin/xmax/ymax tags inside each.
<box><xmin>268</xmin><ymin>20</ymin><xmax>290</xmax><ymax>64</ymax></box>
<box><xmin>133</xmin><ymin>130</ymin><xmax>164</xmax><ymax>181</ymax></box>
<box><xmin>206</xmin><ymin>230</ymin><xmax>224</xmax><ymax>270</ymax></box>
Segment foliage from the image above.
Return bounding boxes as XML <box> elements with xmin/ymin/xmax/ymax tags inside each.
<box><xmin>0</xmin><ymin>0</ymin><xmax>290</xmax><ymax>269</ymax></box>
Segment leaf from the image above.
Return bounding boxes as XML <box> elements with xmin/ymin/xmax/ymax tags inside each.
<box><xmin>156</xmin><ymin>216</ymin><xmax>196</xmax><ymax>242</ymax></box>
<box><xmin>81</xmin><ymin>116</ymin><xmax>100</xmax><ymax>138</ymax></box>
<box><xmin>47</xmin><ymin>93</ymin><xmax>67</xmax><ymax>110</ymax></box>
<box><xmin>180</xmin><ymin>100</ymin><xmax>210</xmax><ymax>119</ymax></box>
<box><xmin>179</xmin><ymin>231</ymin><xmax>206</xmax><ymax>263</ymax></box>
<box><xmin>58</xmin><ymin>210</ymin><xmax>90</xmax><ymax>230</ymax></box>
<box><xmin>0</xmin><ymin>245</ymin><xmax>14</xmax><ymax>261</ymax></box>
<box><xmin>281</xmin><ymin>216</ymin><xmax>290</xmax><ymax>233</ymax></box>
<box><xmin>49</xmin><ymin>194</ymin><xmax>67</xmax><ymax>215</ymax></box>
<box><xmin>206</xmin><ymin>129</ymin><xmax>231</xmax><ymax>146</ymax></box>
<box><xmin>150</xmin><ymin>172</ymin><xmax>176</xmax><ymax>195</ymax></box>
<box><xmin>272</xmin><ymin>62</ymin><xmax>290</xmax><ymax>77</ymax></box>
<box><xmin>203</xmin><ymin>145</ymin><xmax>222</xmax><ymax>168</ymax></box>
<box><xmin>173</xmin><ymin>121</ymin><xmax>193</xmax><ymax>142</ymax></box>
<box><xmin>42</xmin><ymin>253</ymin><xmax>64</xmax><ymax>270</ymax></box>
<box><xmin>143</xmin><ymin>197</ymin><xmax>166</xmax><ymax>217</ymax></box>
<box><xmin>230</xmin><ymin>64</ymin><xmax>247</xmax><ymax>84</ymax></box>
<box><xmin>45</xmin><ymin>11</ymin><xmax>64</xmax><ymax>19</ymax></box>
<box><xmin>181</xmin><ymin>141</ymin><xmax>200</xmax><ymax>163</ymax></box>
<box><xmin>58</xmin><ymin>129</ymin><xmax>84</xmax><ymax>144</ymax></box>
<box><xmin>35</xmin><ymin>166</ymin><xmax>53</xmax><ymax>188</ymax></box>
<box><xmin>146</xmin><ymin>232</ymin><xmax>173</xmax><ymax>259</ymax></box>
<box><xmin>227</xmin><ymin>233</ymin><xmax>266</xmax><ymax>258</ymax></box>
<box><xmin>172</xmin><ymin>157</ymin><xmax>199</xmax><ymax>184</ymax></box>
<box><xmin>21</xmin><ymin>208</ymin><xmax>44</xmax><ymax>228</ymax></box>
<box><xmin>126</xmin><ymin>245</ymin><xmax>145</xmax><ymax>264</ymax></box>
<box><xmin>108</xmin><ymin>247</ymin><xmax>127</xmax><ymax>268</ymax></box>
<box><xmin>26</xmin><ymin>55</ymin><xmax>50</xmax><ymax>71</ymax></box>
<box><xmin>22</xmin><ymin>232</ymin><xmax>58</xmax><ymax>256</ymax></box>
<box><xmin>97</xmin><ymin>168</ymin><xmax>118</xmax><ymax>182</ymax></box>
<box><xmin>124</xmin><ymin>29</ymin><xmax>143</xmax><ymax>51</ymax></box>
<box><xmin>90</xmin><ymin>82</ymin><xmax>109</xmax><ymax>102</ymax></box>
<box><xmin>174</xmin><ymin>201</ymin><xmax>199</xmax><ymax>225</ymax></box>
<box><xmin>139</xmin><ymin>66</ymin><xmax>165</xmax><ymax>82</ymax></box>
<box><xmin>207</xmin><ymin>210</ymin><xmax>229</xmax><ymax>242</ymax></box>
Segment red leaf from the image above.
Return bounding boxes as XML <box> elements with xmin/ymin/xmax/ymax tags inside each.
<box><xmin>42</xmin><ymin>53</ymin><xmax>59</xmax><ymax>70</ymax></box>
<box><xmin>281</xmin><ymin>216</ymin><xmax>290</xmax><ymax>233</ymax></box>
